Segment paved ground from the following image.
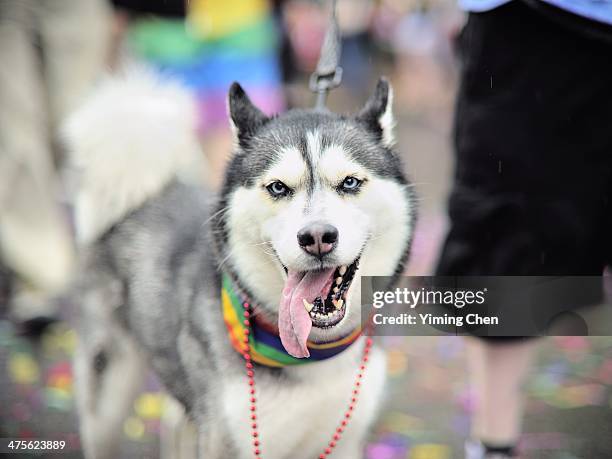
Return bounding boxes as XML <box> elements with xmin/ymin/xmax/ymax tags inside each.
<box><xmin>1</xmin><ymin>321</ymin><xmax>611</xmax><ymax>459</ymax></box>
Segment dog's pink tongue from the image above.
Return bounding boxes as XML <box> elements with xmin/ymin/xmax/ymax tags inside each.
<box><xmin>280</xmin><ymin>268</ymin><xmax>335</xmax><ymax>358</ymax></box>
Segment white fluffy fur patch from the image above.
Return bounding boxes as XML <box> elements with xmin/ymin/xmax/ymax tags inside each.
<box><xmin>63</xmin><ymin>67</ymin><xmax>205</xmax><ymax>245</ymax></box>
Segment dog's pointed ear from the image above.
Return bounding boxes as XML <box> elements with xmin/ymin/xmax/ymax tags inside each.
<box><xmin>228</xmin><ymin>82</ymin><xmax>269</xmax><ymax>146</ymax></box>
<box><xmin>356</xmin><ymin>78</ymin><xmax>395</xmax><ymax>147</ymax></box>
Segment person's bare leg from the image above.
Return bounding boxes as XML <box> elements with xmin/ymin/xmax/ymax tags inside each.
<box><xmin>466</xmin><ymin>338</ymin><xmax>538</xmax><ymax>456</ymax></box>
<box><xmin>0</xmin><ymin>0</ymin><xmax>75</xmax><ymax>313</ymax></box>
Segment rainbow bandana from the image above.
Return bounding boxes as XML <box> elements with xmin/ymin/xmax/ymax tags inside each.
<box><xmin>222</xmin><ymin>274</ymin><xmax>362</xmax><ymax>367</ymax></box>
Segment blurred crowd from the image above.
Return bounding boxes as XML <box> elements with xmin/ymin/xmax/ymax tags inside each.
<box><xmin>0</xmin><ymin>0</ymin><xmax>461</xmax><ymax>327</ymax></box>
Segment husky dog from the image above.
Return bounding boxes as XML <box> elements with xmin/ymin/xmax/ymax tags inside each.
<box><xmin>67</xmin><ymin>69</ymin><xmax>415</xmax><ymax>459</ymax></box>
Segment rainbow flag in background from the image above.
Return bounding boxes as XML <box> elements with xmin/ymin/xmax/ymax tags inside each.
<box><xmin>127</xmin><ymin>0</ymin><xmax>284</xmax><ymax>132</ymax></box>
<box><xmin>187</xmin><ymin>0</ymin><xmax>270</xmax><ymax>40</ymax></box>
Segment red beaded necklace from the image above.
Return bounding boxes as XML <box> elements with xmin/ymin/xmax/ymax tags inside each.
<box><xmin>239</xmin><ymin>300</ymin><xmax>373</xmax><ymax>459</ymax></box>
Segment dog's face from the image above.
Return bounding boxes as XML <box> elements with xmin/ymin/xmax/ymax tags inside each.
<box><xmin>214</xmin><ymin>80</ymin><xmax>414</xmax><ymax>358</ymax></box>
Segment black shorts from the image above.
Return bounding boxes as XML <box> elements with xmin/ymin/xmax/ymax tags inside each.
<box><xmin>437</xmin><ymin>1</ymin><xmax>612</xmax><ymax>278</ymax></box>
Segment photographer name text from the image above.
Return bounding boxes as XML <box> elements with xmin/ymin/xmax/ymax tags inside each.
<box><xmin>370</xmin><ymin>287</ymin><xmax>499</xmax><ymax>327</ymax></box>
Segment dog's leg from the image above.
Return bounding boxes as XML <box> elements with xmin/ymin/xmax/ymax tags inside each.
<box><xmin>197</xmin><ymin>422</ymin><xmax>227</xmax><ymax>459</ymax></box>
<box><xmin>74</xmin><ymin>328</ymin><xmax>145</xmax><ymax>459</ymax></box>
<box><xmin>160</xmin><ymin>395</ymin><xmax>198</xmax><ymax>459</ymax></box>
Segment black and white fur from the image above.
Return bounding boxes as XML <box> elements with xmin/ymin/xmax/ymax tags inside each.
<box><xmin>67</xmin><ymin>69</ymin><xmax>415</xmax><ymax>459</ymax></box>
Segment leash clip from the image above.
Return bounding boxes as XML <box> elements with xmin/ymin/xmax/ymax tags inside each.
<box><xmin>310</xmin><ymin>0</ymin><xmax>342</xmax><ymax>109</ymax></box>
<box><xmin>309</xmin><ymin>67</ymin><xmax>343</xmax><ymax>94</ymax></box>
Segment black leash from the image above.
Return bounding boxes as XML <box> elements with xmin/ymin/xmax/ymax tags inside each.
<box><xmin>309</xmin><ymin>0</ymin><xmax>342</xmax><ymax>109</ymax></box>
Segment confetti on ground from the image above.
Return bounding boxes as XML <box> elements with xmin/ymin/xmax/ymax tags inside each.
<box><xmin>9</xmin><ymin>353</ymin><xmax>39</xmax><ymax>385</ymax></box>
<box><xmin>134</xmin><ymin>393</ymin><xmax>164</xmax><ymax>420</ymax></box>
<box><xmin>124</xmin><ymin>416</ymin><xmax>146</xmax><ymax>440</ymax></box>
<box><xmin>409</xmin><ymin>443</ymin><xmax>451</xmax><ymax>459</ymax></box>
<box><xmin>1</xmin><ymin>320</ymin><xmax>611</xmax><ymax>458</ymax></box>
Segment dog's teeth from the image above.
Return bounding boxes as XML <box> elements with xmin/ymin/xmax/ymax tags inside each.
<box><xmin>335</xmin><ymin>277</ymin><xmax>342</xmax><ymax>285</ymax></box>
<box><xmin>335</xmin><ymin>299</ymin><xmax>344</xmax><ymax>310</ymax></box>
<box><xmin>303</xmin><ymin>299</ymin><xmax>314</xmax><ymax>312</ymax></box>
<box><xmin>339</xmin><ymin>266</ymin><xmax>347</xmax><ymax>275</ymax></box>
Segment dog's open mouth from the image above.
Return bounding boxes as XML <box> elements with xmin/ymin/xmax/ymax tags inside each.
<box><xmin>304</xmin><ymin>259</ymin><xmax>359</xmax><ymax>328</ymax></box>
<box><xmin>279</xmin><ymin>258</ymin><xmax>360</xmax><ymax>359</ymax></box>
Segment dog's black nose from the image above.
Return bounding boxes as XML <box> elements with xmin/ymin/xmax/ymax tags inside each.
<box><xmin>297</xmin><ymin>223</ymin><xmax>338</xmax><ymax>257</ymax></box>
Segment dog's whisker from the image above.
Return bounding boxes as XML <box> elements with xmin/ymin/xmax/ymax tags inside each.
<box><xmin>200</xmin><ymin>205</ymin><xmax>231</xmax><ymax>230</ymax></box>
<box><xmin>217</xmin><ymin>247</ymin><xmax>238</xmax><ymax>269</ymax></box>
<box><xmin>251</xmin><ymin>240</ymin><xmax>273</xmax><ymax>247</ymax></box>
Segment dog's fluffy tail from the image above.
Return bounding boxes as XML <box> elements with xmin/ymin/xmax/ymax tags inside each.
<box><xmin>63</xmin><ymin>67</ymin><xmax>205</xmax><ymax>245</ymax></box>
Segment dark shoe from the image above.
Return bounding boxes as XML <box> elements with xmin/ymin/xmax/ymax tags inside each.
<box><xmin>465</xmin><ymin>440</ymin><xmax>518</xmax><ymax>459</ymax></box>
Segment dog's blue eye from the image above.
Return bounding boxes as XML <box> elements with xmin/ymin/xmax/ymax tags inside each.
<box><xmin>341</xmin><ymin>176</ymin><xmax>362</xmax><ymax>192</ymax></box>
<box><xmin>266</xmin><ymin>181</ymin><xmax>291</xmax><ymax>197</ymax></box>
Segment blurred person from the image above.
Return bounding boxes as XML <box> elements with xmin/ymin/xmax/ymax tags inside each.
<box><xmin>282</xmin><ymin>1</ymin><xmax>328</xmax><ymax>75</ymax></box>
<box><xmin>392</xmin><ymin>4</ymin><xmax>451</xmax><ymax>114</ymax></box>
<box><xmin>110</xmin><ymin>0</ymin><xmax>284</xmax><ymax>188</ymax></box>
<box><xmin>436</xmin><ymin>1</ymin><xmax>612</xmax><ymax>458</ymax></box>
<box><xmin>0</xmin><ymin>0</ymin><xmax>111</xmax><ymax>328</ymax></box>
<box><xmin>108</xmin><ymin>0</ymin><xmax>186</xmax><ymax>68</ymax></box>
<box><xmin>336</xmin><ymin>0</ymin><xmax>375</xmax><ymax>97</ymax></box>
<box><xmin>371</xmin><ymin>0</ymin><xmax>460</xmax><ymax>118</ymax></box>
<box><xmin>185</xmin><ymin>0</ymin><xmax>285</xmax><ymax>185</ymax></box>
<box><xmin>282</xmin><ymin>0</ymin><xmax>375</xmax><ymax>100</ymax></box>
